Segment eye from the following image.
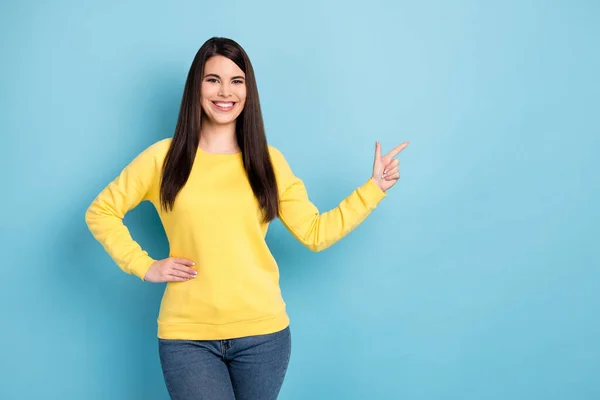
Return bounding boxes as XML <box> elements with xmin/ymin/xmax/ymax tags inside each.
<box><xmin>206</xmin><ymin>78</ymin><xmax>219</xmax><ymax>83</ymax></box>
<box><xmin>232</xmin><ymin>79</ymin><xmax>244</xmax><ymax>84</ymax></box>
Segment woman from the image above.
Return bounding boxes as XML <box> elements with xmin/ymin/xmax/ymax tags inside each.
<box><xmin>85</xmin><ymin>37</ymin><xmax>408</xmax><ymax>400</ymax></box>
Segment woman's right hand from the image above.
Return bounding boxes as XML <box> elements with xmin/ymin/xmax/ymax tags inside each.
<box><xmin>143</xmin><ymin>257</ymin><xmax>197</xmax><ymax>283</ymax></box>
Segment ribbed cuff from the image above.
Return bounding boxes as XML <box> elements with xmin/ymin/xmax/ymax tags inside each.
<box><xmin>129</xmin><ymin>255</ymin><xmax>157</xmax><ymax>281</ymax></box>
<box><xmin>359</xmin><ymin>178</ymin><xmax>387</xmax><ymax>208</ymax></box>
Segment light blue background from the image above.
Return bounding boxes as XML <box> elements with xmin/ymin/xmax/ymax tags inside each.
<box><xmin>1</xmin><ymin>0</ymin><xmax>598</xmax><ymax>399</ymax></box>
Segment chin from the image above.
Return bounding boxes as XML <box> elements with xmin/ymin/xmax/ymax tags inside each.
<box><xmin>213</xmin><ymin>116</ymin><xmax>238</xmax><ymax>125</ymax></box>
<box><xmin>214</xmin><ymin>112</ymin><xmax>242</xmax><ymax>124</ymax></box>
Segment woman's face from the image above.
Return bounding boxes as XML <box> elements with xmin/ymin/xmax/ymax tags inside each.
<box><xmin>200</xmin><ymin>55</ymin><xmax>247</xmax><ymax>126</ymax></box>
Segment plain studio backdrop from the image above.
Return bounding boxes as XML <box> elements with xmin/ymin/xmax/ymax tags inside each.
<box><xmin>1</xmin><ymin>1</ymin><xmax>598</xmax><ymax>399</ymax></box>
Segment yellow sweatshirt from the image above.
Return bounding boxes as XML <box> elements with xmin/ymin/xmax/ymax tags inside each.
<box><xmin>85</xmin><ymin>138</ymin><xmax>387</xmax><ymax>340</ymax></box>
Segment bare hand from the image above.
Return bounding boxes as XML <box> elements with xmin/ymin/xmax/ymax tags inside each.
<box><xmin>371</xmin><ymin>141</ymin><xmax>409</xmax><ymax>192</ymax></box>
<box><xmin>143</xmin><ymin>257</ymin><xmax>197</xmax><ymax>283</ymax></box>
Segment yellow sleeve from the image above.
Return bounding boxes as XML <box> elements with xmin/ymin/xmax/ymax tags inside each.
<box><xmin>85</xmin><ymin>140</ymin><xmax>167</xmax><ymax>280</ymax></box>
<box><xmin>270</xmin><ymin>146</ymin><xmax>387</xmax><ymax>252</ymax></box>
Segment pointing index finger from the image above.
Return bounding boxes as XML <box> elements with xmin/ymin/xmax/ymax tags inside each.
<box><xmin>385</xmin><ymin>141</ymin><xmax>409</xmax><ymax>159</ymax></box>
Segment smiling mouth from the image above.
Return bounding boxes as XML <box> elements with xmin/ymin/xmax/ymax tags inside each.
<box><xmin>211</xmin><ymin>101</ymin><xmax>236</xmax><ymax>111</ymax></box>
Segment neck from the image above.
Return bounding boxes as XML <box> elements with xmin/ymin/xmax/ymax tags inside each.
<box><xmin>199</xmin><ymin>119</ymin><xmax>240</xmax><ymax>153</ymax></box>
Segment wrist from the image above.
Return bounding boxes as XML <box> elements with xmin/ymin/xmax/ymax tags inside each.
<box><xmin>370</xmin><ymin>177</ymin><xmax>386</xmax><ymax>192</ymax></box>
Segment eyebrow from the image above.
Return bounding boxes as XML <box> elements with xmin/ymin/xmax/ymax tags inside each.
<box><xmin>204</xmin><ymin>73</ymin><xmax>245</xmax><ymax>80</ymax></box>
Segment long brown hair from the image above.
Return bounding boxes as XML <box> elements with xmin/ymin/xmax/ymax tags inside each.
<box><xmin>159</xmin><ymin>37</ymin><xmax>279</xmax><ymax>223</ymax></box>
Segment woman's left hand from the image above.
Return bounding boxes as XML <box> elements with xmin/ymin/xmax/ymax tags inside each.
<box><xmin>371</xmin><ymin>141</ymin><xmax>409</xmax><ymax>192</ymax></box>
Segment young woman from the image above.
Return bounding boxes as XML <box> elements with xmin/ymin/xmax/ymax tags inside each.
<box><xmin>85</xmin><ymin>37</ymin><xmax>408</xmax><ymax>400</ymax></box>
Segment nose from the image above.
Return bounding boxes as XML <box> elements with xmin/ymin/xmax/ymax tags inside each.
<box><xmin>218</xmin><ymin>83</ymin><xmax>232</xmax><ymax>97</ymax></box>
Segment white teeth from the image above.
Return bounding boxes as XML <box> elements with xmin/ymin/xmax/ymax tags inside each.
<box><xmin>215</xmin><ymin>102</ymin><xmax>234</xmax><ymax>107</ymax></box>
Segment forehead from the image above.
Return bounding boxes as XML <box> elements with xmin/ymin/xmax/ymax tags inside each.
<box><xmin>203</xmin><ymin>55</ymin><xmax>245</xmax><ymax>77</ymax></box>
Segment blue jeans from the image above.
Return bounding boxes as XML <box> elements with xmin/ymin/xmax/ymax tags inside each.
<box><xmin>158</xmin><ymin>326</ymin><xmax>292</xmax><ymax>400</ymax></box>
